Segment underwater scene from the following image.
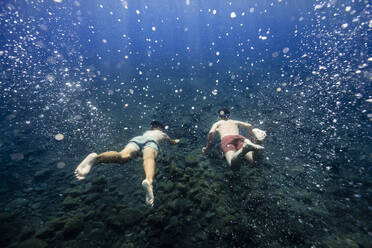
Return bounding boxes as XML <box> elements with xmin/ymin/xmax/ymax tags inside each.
<box><xmin>0</xmin><ymin>0</ymin><xmax>371</xmax><ymax>247</ymax></box>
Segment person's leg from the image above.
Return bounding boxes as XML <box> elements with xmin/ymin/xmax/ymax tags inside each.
<box><xmin>231</xmin><ymin>139</ymin><xmax>264</xmax><ymax>170</ymax></box>
<box><xmin>244</xmin><ymin>151</ymin><xmax>254</xmax><ymax>163</ymax></box>
<box><xmin>141</xmin><ymin>147</ymin><xmax>158</xmax><ymax>207</ymax></box>
<box><xmin>245</xmin><ymin>149</ymin><xmax>265</xmax><ymax>165</ymax></box>
<box><xmin>95</xmin><ymin>144</ymin><xmax>138</xmax><ymax>164</ymax></box>
<box><xmin>244</xmin><ymin>130</ymin><xmax>266</xmax><ymax>164</ymax></box>
<box><xmin>74</xmin><ymin>143</ymin><xmax>138</xmax><ymax>180</ymax></box>
<box><xmin>224</xmin><ymin>150</ymin><xmax>235</xmax><ymax>166</ymax></box>
<box><xmin>252</xmin><ymin>128</ymin><xmax>266</xmax><ymax>142</ymax></box>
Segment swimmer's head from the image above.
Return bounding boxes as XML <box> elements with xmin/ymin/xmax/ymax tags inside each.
<box><xmin>218</xmin><ymin>108</ymin><xmax>230</xmax><ymax>120</ymax></box>
<box><xmin>150</xmin><ymin>120</ymin><xmax>164</xmax><ymax>130</ymax></box>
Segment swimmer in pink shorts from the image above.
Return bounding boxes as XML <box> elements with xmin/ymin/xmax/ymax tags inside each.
<box><xmin>202</xmin><ymin>108</ymin><xmax>266</xmax><ymax>171</ymax></box>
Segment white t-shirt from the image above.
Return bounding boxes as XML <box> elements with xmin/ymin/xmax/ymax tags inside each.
<box><xmin>143</xmin><ymin>129</ymin><xmax>167</xmax><ymax>143</ymax></box>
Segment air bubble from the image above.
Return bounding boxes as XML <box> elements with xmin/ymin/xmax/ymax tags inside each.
<box><xmin>259</xmin><ymin>35</ymin><xmax>267</xmax><ymax>40</ymax></box>
<box><xmin>55</xmin><ymin>133</ymin><xmax>64</xmax><ymax>141</ymax></box>
<box><xmin>46</xmin><ymin>74</ymin><xmax>55</xmax><ymax>82</ymax></box>
<box><xmin>10</xmin><ymin>153</ymin><xmax>24</xmax><ymax>161</ymax></box>
<box><xmin>57</xmin><ymin>162</ymin><xmax>66</xmax><ymax>169</ymax></box>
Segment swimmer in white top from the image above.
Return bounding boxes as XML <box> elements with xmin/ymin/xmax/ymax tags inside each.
<box><xmin>74</xmin><ymin>121</ymin><xmax>179</xmax><ymax>207</ymax></box>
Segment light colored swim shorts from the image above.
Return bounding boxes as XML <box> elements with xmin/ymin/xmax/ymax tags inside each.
<box><xmin>128</xmin><ymin>135</ymin><xmax>160</xmax><ymax>153</ymax></box>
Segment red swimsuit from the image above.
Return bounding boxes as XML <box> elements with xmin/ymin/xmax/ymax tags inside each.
<box><xmin>220</xmin><ymin>135</ymin><xmax>246</xmax><ymax>155</ymax></box>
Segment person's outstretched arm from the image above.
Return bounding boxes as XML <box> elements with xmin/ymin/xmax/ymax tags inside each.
<box><xmin>235</xmin><ymin>120</ymin><xmax>256</xmax><ymax>140</ymax></box>
<box><xmin>202</xmin><ymin>122</ymin><xmax>218</xmax><ymax>153</ymax></box>
<box><xmin>164</xmin><ymin>134</ymin><xmax>180</xmax><ymax>145</ymax></box>
<box><xmin>235</xmin><ymin>120</ymin><xmax>253</xmax><ymax>129</ymax></box>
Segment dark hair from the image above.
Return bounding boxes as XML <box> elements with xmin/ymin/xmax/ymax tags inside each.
<box><xmin>150</xmin><ymin>120</ymin><xmax>164</xmax><ymax>130</ymax></box>
<box><xmin>218</xmin><ymin>108</ymin><xmax>230</xmax><ymax>119</ymax></box>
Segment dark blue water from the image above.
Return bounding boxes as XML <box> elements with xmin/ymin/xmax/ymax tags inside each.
<box><xmin>0</xmin><ymin>0</ymin><xmax>371</xmax><ymax>247</ymax></box>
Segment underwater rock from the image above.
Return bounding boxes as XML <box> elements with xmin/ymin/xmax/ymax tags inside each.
<box><xmin>62</xmin><ymin>195</ymin><xmax>80</xmax><ymax>209</ymax></box>
<box><xmin>161</xmin><ymin>181</ymin><xmax>174</xmax><ymax>193</ymax></box>
<box><xmin>0</xmin><ymin>218</ymin><xmax>19</xmax><ymax>246</ymax></box>
<box><xmin>18</xmin><ymin>238</ymin><xmax>47</xmax><ymax>248</ymax></box>
<box><xmin>118</xmin><ymin>208</ymin><xmax>143</xmax><ymax>226</ymax></box>
<box><xmin>168</xmin><ymin>161</ymin><xmax>183</xmax><ymax>177</ymax></box>
<box><xmin>63</xmin><ymin>187</ymin><xmax>84</xmax><ymax>197</ymax></box>
<box><xmin>185</xmin><ymin>166</ymin><xmax>194</xmax><ymax>175</ymax></box>
<box><xmin>188</xmin><ymin>185</ymin><xmax>200</xmax><ymax>197</ymax></box>
<box><xmin>120</xmin><ymin>242</ymin><xmax>136</xmax><ymax>248</ymax></box>
<box><xmin>167</xmin><ymin>199</ymin><xmax>180</xmax><ymax>213</ymax></box>
<box><xmin>63</xmin><ymin>215</ymin><xmax>84</xmax><ymax>239</ymax></box>
<box><xmin>106</xmin><ymin>216</ymin><xmax>122</xmax><ymax>230</ymax></box>
<box><xmin>84</xmin><ymin>192</ymin><xmax>100</xmax><ymax>203</ymax></box>
<box><xmin>107</xmin><ymin>208</ymin><xmax>143</xmax><ymax>229</ymax></box>
<box><xmin>223</xmin><ymin>214</ymin><xmax>237</xmax><ymax>225</ymax></box>
<box><xmin>324</xmin><ymin>236</ymin><xmax>360</xmax><ymax>248</ymax></box>
<box><xmin>147</xmin><ymin>211</ymin><xmax>167</xmax><ymax>226</ymax></box>
<box><xmin>44</xmin><ymin>216</ymin><xmax>68</xmax><ymax>232</ymax></box>
<box><xmin>35</xmin><ymin>226</ymin><xmax>55</xmax><ymax>239</ymax></box>
<box><xmin>84</xmin><ymin>182</ymin><xmax>105</xmax><ymax>194</ymax></box>
<box><xmin>204</xmin><ymin>211</ymin><xmax>215</xmax><ymax>220</ymax></box>
<box><xmin>185</xmin><ymin>152</ymin><xmax>199</xmax><ymax>166</ymax></box>
<box><xmin>83</xmin><ymin>176</ymin><xmax>107</xmax><ymax>194</ymax></box>
<box><xmin>164</xmin><ymin>215</ymin><xmax>180</xmax><ymax>233</ymax></box>
<box><xmin>91</xmin><ymin>175</ymin><xmax>107</xmax><ymax>185</ymax></box>
<box><xmin>19</xmin><ymin>225</ymin><xmax>35</xmax><ymax>241</ymax></box>
<box><xmin>9</xmin><ymin>198</ymin><xmax>28</xmax><ymax>208</ymax></box>
<box><xmin>175</xmin><ymin>182</ymin><xmax>187</xmax><ymax>194</ymax></box>
<box><xmin>288</xmin><ymin>164</ymin><xmax>305</xmax><ymax>175</ymax></box>
<box><xmin>0</xmin><ymin>212</ymin><xmax>14</xmax><ymax>221</ymax></box>
<box><xmin>200</xmin><ymin>196</ymin><xmax>211</xmax><ymax>210</ymax></box>
<box><xmin>30</xmin><ymin>202</ymin><xmax>41</xmax><ymax>210</ymax></box>
<box><xmin>60</xmin><ymin>240</ymin><xmax>79</xmax><ymax>248</ymax></box>
<box><xmin>23</xmin><ymin>187</ymin><xmax>34</xmax><ymax>194</ymax></box>
<box><xmin>34</xmin><ymin>168</ymin><xmax>52</xmax><ymax>181</ymax></box>
<box><xmin>0</xmin><ymin>186</ymin><xmax>8</xmax><ymax>195</ymax></box>
<box><xmin>215</xmin><ymin>206</ymin><xmax>228</xmax><ymax>217</ymax></box>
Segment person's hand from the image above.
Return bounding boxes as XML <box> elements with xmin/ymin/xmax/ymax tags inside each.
<box><xmin>202</xmin><ymin>147</ymin><xmax>207</xmax><ymax>154</ymax></box>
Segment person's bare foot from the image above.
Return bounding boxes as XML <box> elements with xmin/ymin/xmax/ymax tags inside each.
<box><xmin>142</xmin><ymin>179</ymin><xmax>154</xmax><ymax>207</ymax></box>
<box><xmin>74</xmin><ymin>153</ymin><xmax>98</xmax><ymax>180</ymax></box>
<box><xmin>231</xmin><ymin>139</ymin><xmax>264</xmax><ymax>171</ymax></box>
<box><xmin>252</xmin><ymin>128</ymin><xmax>266</xmax><ymax>141</ymax></box>
<box><xmin>242</xmin><ymin>138</ymin><xmax>264</xmax><ymax>152</ymax></box>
